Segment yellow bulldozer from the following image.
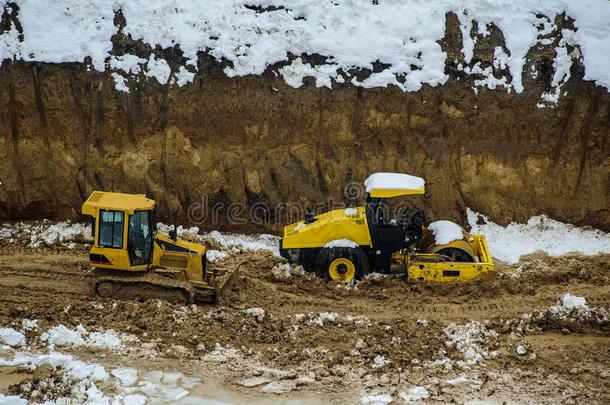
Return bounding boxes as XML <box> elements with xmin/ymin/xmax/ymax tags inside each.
<box><xmin>81</xmin><ymin>191</ymin><xmax>239</xmax><ymax>304</ymax></box>
<box><xmin>280</xmin><ymin>173</ymin><xmax>494</xmax><ymax>283</ymax></box>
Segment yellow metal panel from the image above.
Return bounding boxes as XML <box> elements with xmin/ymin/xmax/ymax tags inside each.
<box><xmin>152</xmin><ymin>234</ymin><xmax>205</xmax><ymax>282</ymax></box>
<box><xmin>89</xmin><ymin>246</ymin><xmax>147</xmax><ymax>272</ymax></box>
<box><xmin>82</xmin><ymin>191</ymin><xmax>155</xmax><ymax>216</ymax></box>
<box><xmin>408</xmin><ymin>261</ymin><xmax>494</xmax><ymax>282</ymax></box>
<box><xmin>282</xmin><ymin>206</ymin><xmax>372</xmax><ymax>249</ymax></box>
<box><xmin>369</xmin><ymin>187</ymin><xmax>425</xmax><ymax>198</ymax></box>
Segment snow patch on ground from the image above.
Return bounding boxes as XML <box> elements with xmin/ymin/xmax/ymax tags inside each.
<box><xmin>155</xmin><ymin>224</ymin><xmax>281</xmax><ymax>256</ymax></box>
<box><xmin>40</xmin><ymin>324</ymin><xmax>139</xmax><ymax>351</ymax></box>
<box><xmin>0</xmin><ymin>328</ymin><xmax>25</xmax><ymax>347</ymax></box>
<box><xmin>467</xmin><ymin>208</ymin><xmax>610</xmax><ymax>264</ymax></box>
<box><xmin>400</xmin><ymin>386</ymin><xmax>430</xmax><ymax>402</ymax></box>
<box><xmin>206</xmin><ymin>249</ymin><xmax>227</xmax><ymax>263</ymax></box>
<box><xmin>506</xmin><ymin>294</ymin><xmax>609</xmax><ymax>334</ymax></box>
<box><xmin>443</xmin><ymin>321</ymin><xmax>499</xmax><ymax>367</ymax></box>
<box><xmin>359</xmin><ymin>393</ymin><xmax>393</xmax><ymax>405</ymax></box>
<box><xmin>0</xmin><ymin>221</ymin><xmax>90</xmax><ymax>248</ymax></box>
<box><xmin>206</xmin><ymin>230</ymin><xmax>280</xmax><ymax>256</ymax></box>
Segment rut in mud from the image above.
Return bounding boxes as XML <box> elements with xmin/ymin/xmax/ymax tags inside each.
<box><xmin>0</xmin><ymin>243</ymin><xmax>608</xmax><ymax>403</ymax></box>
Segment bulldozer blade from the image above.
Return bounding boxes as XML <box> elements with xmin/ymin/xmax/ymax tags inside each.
<box><xmin>217</xmin><ymin>261</ymin><xmax>246</xmax><ymax>303</ymax></box>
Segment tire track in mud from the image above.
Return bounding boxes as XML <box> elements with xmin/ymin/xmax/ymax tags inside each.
<box><xmin>0</xmin><ymin>249</ymin><xmax>93</xmax><ymax>303</ymax></box>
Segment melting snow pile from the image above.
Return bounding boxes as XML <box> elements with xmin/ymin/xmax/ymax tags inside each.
<box><xmin>2</xmin><ymin>0</ymin><xmax>609</xmax><ymax>98</ymax></box>
<box><xmin>467</xmin><ymin>209</ymin><xmax>610</xmax><ymax>263</ymax></box>
<box><xmin>443</xmin><ymin>321</ymin><xmax>499</xmax><ymax>367</ymax></box>
<box><xmin>0</xmin><ymin>327</ymin><xmax>26</xmax><ymax>347</ymax></box>
<box><xmin>155</xmin><ymin>224</ymin><xmax>281</xmax><ymax>258</ymax></box>
<box><xmin>0</xmin><ymin>221</ymin><xmax>90</xmax><ymax>248</ymax></box>
<box><xmin>206</xmin><ymin>230</ymin><xmax>280</xmax><ymax>256</ymax></box>
<box><xmin>364</xmin><ymin>173</ymin><xmax>425</xmax><ymax>193</ymax></box>
<box><xmin>428</xmin><ymin>220</ymin><xmax>464</xmax><ymax>245</ymax></box>
<box><xmin>0</xmin><ymin>323</ymin><xmax>209</xmax><ymax>403</ymax></box>
<box><xmin>40</xmin><ymin>324</ymin><xmax>139</xmax><ymax>352</ymax></box>
<box><xmin>506</xmin><ymin>294</ymin><xmax>609</xmax><ymax>334</ymax></box>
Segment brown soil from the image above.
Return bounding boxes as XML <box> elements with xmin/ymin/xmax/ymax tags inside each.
<box><xmin>0</xmin><ymin>246</ymin><xmax>608</xmax><ymax>404</ymax></box>
<box><xmin>0</xmin><ymin>12</ymin><xmax>608</xmax><ymax>231</ymax></box>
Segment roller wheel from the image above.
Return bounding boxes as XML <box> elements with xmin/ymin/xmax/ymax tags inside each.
<box><xmin>314</xmin><ymin>247</ymin><xmax>369</xmax><ymax>283</ymax></box>
<box><xmin>435</xmin><ymin>247</ymin><xmax>474</xmax><ymax>262</ymax></box>
<box><xmin>96</xmin><ymin>281</ymin><xmax>114</xmax><ymax>297</ymax></box>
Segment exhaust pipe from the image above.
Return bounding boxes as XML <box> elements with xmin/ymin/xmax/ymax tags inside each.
<box><xmin>169</xmin><ymin>208</ymin><xmax>179</xmax><ymax>241</ymax></box>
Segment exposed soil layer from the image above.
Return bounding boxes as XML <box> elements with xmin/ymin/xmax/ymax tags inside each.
<box><xmin>0</xmin><ymin>245</ymin><xmax>608</xmax><ymax>403</ymax></box>
<box><xmin>0</xmin><ymin>12</ymin><xmax>608</xmax><ymax>230</ymax></box>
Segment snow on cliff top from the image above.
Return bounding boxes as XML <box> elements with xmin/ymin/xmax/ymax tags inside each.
<box><xmin>1</xmin><ymin>0</ymin><xmax>609</xmax><ymax>94</ymax></box>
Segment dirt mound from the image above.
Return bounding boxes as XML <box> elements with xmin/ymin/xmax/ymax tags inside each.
<box><xmin>0</xmin><ymin>248</ymin><xmax>608</xmax><ymax>403</ymax></box>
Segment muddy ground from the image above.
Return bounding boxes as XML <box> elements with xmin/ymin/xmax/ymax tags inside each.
<box><xmin>0</xmin><ymin>243</ymin><xmax>608</xmax><ymax>404</ymax></box>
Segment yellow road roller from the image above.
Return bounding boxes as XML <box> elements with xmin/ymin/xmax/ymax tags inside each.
<box><xmin>279</xmin><ymin>173</ymin><xmax>494</xmax><ymax>283</ymax></box>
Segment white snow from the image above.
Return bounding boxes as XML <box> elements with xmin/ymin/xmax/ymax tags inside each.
<box><xmin>14</xmin><ymin>0</ymin><xmax>117</xmax><ymax>71</ymax></box>
<box><xmin>154</xmin><ymin>224</ymin><xmax>281</xmax><ymax>257</ymax></box>
<box><xmin>427</xmin><ymin>220</ymin><xmax>464</xmax><ymax>245</ymax></box>
<box><xmin>0</xmin><ymin>351</ymin><xmax>110</xmax><ymax>382</ymax></box>
<box><xmin>467</xmin><ymin>208</ymin><xmax>610</xmax><ymax>264</ymax></box>
<box><xmin>364</xmin><ymin>173</ymin><xmax>425</xmax><ymax>193</ymax></box>
<box><xmin>206</xmin><ymin>230</ymin><xmax>280</xmax><ymax>257</ymax></box>
<box><xmin>41</xmin><ymin>324</ymin><xmax>86</xmax><ymax>347</ymax></box>
<box><xmin>558</xmin><ymin>293</ymin><xmax>587</xmax><ymax>309</ymax></box>
<box><xmin>111</xmin><ymin>72</ymin><xmax>130</xmax><ymax>92</ymax></box>
<box><xmin>206</xmin><ymin>249</ymin><xmax>227</xmax><ymax>263</ymax></box>
<box><xmin>261</xmin><ymin>380</ymin><xmax>297</xmax><ymax>394</ymax></box>
<box><xmin>359</xmin><ymin>393</ymin><xmax>393</xmax><ymax>405</ymax></box>
<box><xmin>108</xmin><ymin>54</ymin><xmax>146</xmax><ymax>75</ymax></box>
<box><xmin>21</xmin><ymin>319</ymin><xmax>38</xmax><ymax>332</ymax></box>
<box><xmin>0</xmin><ymin>220</ymin><xmax>90</xmax><ymax>248</ymax></box>
<box><xmin>400</xmin><ymin>386</ymin><xmax>430</xmax><ymax>402</ymax></box>
<box><xmin>173</xmin><ymin>65</ymin><xmax>196</xmax><ymax>87</ymax></box>
<box><xmin>324</xmin><ymin>239</ymin><xmax>358</xmax><ymax>249</ymax></box>
<box><xmin>40</xmin><ymin>324</ymin><xmax>137</xmax><ymax>351</ymax></box>
<box><xmin>443</xmin><ymin>320</ymin><xmax>499</xmax><ymax>366</ymax></box>
<box><xmin>372</xmin><ymin>355</ymin><xmax>391</xmax><ymax>368</ymax></box>
<box><xmin>0</xmin><ymin>394</ymin><xmax>27</xmax><ymax>405</ymax></box>
<box><xmin>145</xmin><ymin>54</ymin><xmax>171</xmax><ymax>85</ymax></box>
<box><xmin>111</xmin><ymin>367</ymin><xmax>139</xmax><ymax>386</ymax></box>
<box><xmin>2</xmin><ymin>0</ymin><xmax>609</xmax><ymax>94</ymax></box>
<box><xmin>244</xmin><ymin>307</ymin><xmax>266</xmax><ymax>322</ymax></box>
<box><xmin>0</xmin><ymin>328</ymin><xmax>25</xmax><ymax>347</ymax></box>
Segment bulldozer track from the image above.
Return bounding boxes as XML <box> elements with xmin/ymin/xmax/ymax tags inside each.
<box><xmin>93</xmin><ymin>271</ymin><xmax>196</xmax><ymax>305</ymax></box>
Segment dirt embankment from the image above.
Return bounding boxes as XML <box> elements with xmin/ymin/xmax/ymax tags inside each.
<box><xmin>0</xmin><ymin>244</ymin><xmax>608</xmax><ymax>403</ymax></box>
<box><xmin>0</xmin><ymin>12</ymin><xmax>608</xmax><ymax>230</ymax></box>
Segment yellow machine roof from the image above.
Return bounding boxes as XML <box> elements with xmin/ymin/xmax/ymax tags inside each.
<box><xmin>368</xmin><ymin>188</ymin><xmax>425</xmax><ymax>198</ymax></box>
<box><xmin>82</xmin><ymin>191</ymin><xmax>155</xmax><ymax>216</ymax></box>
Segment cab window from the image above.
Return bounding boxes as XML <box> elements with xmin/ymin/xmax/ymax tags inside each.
<box><xmin>99</xmin><ymin>210</ymin><xmax>124</xmax><ymax>248</ymax></box>
<box><xmin>128</xmin><ymin>210</ymin><xmax>153</xmax><ymax>265</ymax></box>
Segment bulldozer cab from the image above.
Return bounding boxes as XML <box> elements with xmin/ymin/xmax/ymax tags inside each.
<box><xmin>83</xmin><ymin>191</ymin><xmax>157</xmax><ymax>271</ymax></box>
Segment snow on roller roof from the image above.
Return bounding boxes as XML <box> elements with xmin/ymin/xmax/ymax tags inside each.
<box><xmin>364</xmin><ymin>173</ymin><xmax>426</xmax><ymax>193</ymax></box>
